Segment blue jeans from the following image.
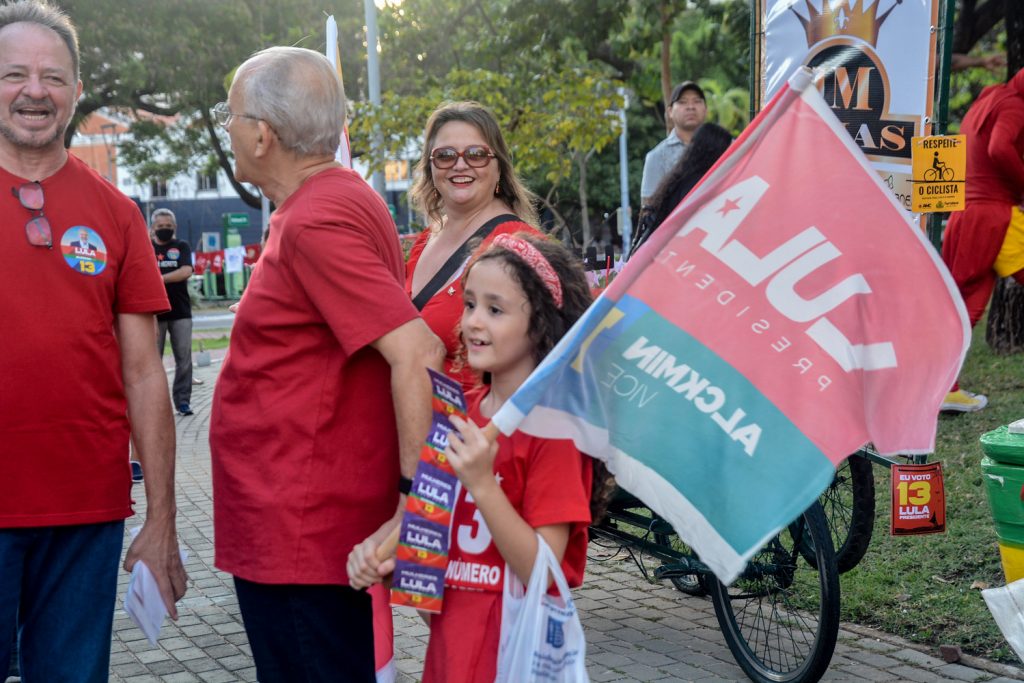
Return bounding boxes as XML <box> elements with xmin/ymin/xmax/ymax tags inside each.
<box><xmin>234</xmin><ymin>577</ymin><xmax>375</xmax><ymax>683</ymax></box>
<box><xmin>0</xmin><ymin>521</ymin><xmax>124</xmax><ymax>683</ymax></box>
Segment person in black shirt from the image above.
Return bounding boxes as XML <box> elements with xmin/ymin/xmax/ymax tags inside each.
<box><xmin>151</xmin><ymin>208</ymin><xmax>195</xmax><ymax>415</ymax></box>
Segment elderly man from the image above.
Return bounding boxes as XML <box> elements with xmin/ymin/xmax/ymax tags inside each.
<box><xmin>640</xmin><ymin>80</ymin><xmax>708</xmax><ymax>207</ymax></box>
<box><xmin>0</xmin><ymin>2</ymin><xmax>187</xmax><ymax>681</ymax></box>
<box><xmin>151</xmin><ymin>208</ymin><xmax>195</xmax><ymax>416</ymax></box>
<box><xmin>209</xmin><ymin>47</ymin><xmax>442</xmax><ymax>681</ymax></box>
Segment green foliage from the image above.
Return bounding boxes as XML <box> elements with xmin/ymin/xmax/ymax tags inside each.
<box><xmin>948</xmin><ymin>29</ymin><xmax>1008</xmax><ymax>132</ymax></box>
<box><xmin>65</xmin><ymin>0</ymin><xmax>356</xmax><ymax>206</ymax></box>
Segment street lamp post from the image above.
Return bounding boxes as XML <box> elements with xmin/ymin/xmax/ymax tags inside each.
<box><xmin>364</xmin><ymin>0</ymin><xmax>386</xmax><ymax>199</ymax></box>
<box><xmin>618</xmin><ymin>88</ymin><xmax>633</xmax><ymax>257</ymax></box>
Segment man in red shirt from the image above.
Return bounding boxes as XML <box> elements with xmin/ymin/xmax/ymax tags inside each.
<box><xmin>0</xmin><ymin>3</ymin><xmax>187</xmax><ymax>680</ymax></box>
<box><xmin>209</xmin><ymin>46</ymin><xmax>443</xmax><ymax>681</ymax></box>
<box><xmin>941</xmin><ymin>67</ymin><xmax>1024</xmax><ymax>412</ymax></box>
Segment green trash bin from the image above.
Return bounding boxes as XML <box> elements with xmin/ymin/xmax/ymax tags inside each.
<box><xmin>981</xmin><ymin>425</ymin><xmax>1024</xmax><ymax>582</ymax></box>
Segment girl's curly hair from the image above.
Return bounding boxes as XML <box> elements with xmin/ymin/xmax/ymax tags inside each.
<box><xmin>458</xmin><ymin>233</ymin><xmax>615</xmax><ymax>522</ymax></box>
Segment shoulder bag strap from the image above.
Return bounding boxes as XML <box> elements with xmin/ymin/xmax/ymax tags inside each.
<box><xmin>412</xmin><ymin>213</ymin><xmax>519</xmax><ymax>311</ymax></box>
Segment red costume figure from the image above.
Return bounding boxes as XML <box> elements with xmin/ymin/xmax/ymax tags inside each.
<box><xmin>941</xmin><ymin>68</ymin><xmax>1024</xmax><ymax>412</ymax></box>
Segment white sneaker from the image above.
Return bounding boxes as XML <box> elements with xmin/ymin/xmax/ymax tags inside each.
<box><xmin>940</xmin><ymin>389</ymin><xmax>988</xmax><ymax>413</ymax></box>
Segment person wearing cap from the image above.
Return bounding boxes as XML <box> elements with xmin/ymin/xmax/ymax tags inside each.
<box><xmin>640</xmin><ymin>81</ymin><xmax>708</xmax><ymax>207</ymax></box>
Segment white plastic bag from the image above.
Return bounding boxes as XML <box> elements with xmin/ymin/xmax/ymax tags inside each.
<box><xmin>495</xmin><ymin>535</ymin><xmax>589</xmax><ymax>683</ymax></box>
<box><xmin>983</xmin><ymin>578</ymin><xmax>1024</xmax><ymax>662</ymax></box>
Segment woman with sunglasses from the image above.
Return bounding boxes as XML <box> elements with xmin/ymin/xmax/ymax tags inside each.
<box><xmin>407</xmin><ymin>101</ymin><xmax>542</xmax><ymax>390</ymax></box>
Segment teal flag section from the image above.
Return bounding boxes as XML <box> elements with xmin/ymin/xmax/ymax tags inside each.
<box><xmin>498</xmin><ymin>295</ymin><xmax>836</xmax><ymax>573</ymax></box>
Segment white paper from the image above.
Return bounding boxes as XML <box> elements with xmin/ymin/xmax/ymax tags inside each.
<box><xmin>123</xmin><ymin>527</ymin><xmax>188</xmax><ymax>645</ymax></box>
<box><xmin>224</xmin><ymin>246</ymin><xmax>245</xmax><ymax>274</ymax></box>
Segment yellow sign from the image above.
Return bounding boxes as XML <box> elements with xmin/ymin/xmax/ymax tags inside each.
<box><xmin>385</xmin><ymin>160</ymin><xmax>409</xmax><ymax>183</ymax></box>
<box><xmin>911</xmin><ymin>135</ymin><xmax>966</xmax><ymax>213</ymax></box>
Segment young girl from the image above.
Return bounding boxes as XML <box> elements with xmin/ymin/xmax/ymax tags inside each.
<box><xmin>422</xmin><ymin>233</ymin><xmax>612</xmax><ymax>682</ymax></box>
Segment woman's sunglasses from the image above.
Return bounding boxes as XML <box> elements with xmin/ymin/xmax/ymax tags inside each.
<box><xmin>429</xmin><ymin>145</ymin><xmax>496</xmax><ymax>169</ymax></box>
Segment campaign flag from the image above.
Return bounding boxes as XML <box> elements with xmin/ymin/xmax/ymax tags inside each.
<box><xmin>325</xmin><ymin>15</ymin><xmax>353</xmax><ymax>168</ymax></box>
<box><xmin>491</xmin><ymin>68</ymin><xmax>970</xmax><ymax>584</ymax></box>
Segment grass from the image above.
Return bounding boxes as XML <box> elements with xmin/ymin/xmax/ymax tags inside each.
<box><xmin>840</xmin><ymin>319</ymin><xmax>1024</xmax><ymax>662</ymax></box>
<box><xmin>162</xmin><ymin>329</ymin><xmax>232</xmax><ymax>354</ymax></box>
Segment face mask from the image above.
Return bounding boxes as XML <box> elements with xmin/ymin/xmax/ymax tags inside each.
<box><xmin>155</xmin><ymin>229</ymin><xmax>175</xmax><ymax>242</ymax></box>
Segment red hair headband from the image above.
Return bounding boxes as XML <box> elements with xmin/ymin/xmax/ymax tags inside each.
<box><xmin>490</xmin><ymin>234</ymin><xmax>563</xmax><ymax>308</ymax></box>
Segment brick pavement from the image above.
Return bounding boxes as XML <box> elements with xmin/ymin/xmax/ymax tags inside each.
<box><xmin>94</xmin><ymin>359</ymin><xmax>1024</xmax><ymax>682</ymax></box>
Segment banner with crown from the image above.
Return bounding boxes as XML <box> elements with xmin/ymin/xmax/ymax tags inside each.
<box><xmin>754</xmin><ymin>0</ymin><xmax>939</xmax><ymax>220</ymax></box>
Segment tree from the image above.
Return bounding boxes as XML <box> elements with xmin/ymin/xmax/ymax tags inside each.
<box><xmin>348</xmin><ymin>56</ymin><xmax>624</xmax><ymax>247</ymax></box>
<box><xmin>64</xmin><ymin>0</ymin><xmax>356</xmax><ymax>208</ymax></box>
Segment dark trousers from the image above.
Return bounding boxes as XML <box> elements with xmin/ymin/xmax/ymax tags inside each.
<box><xmin>234</xmin><ymin>577</ymin><xmax>375</xmax><ymax>683</ymax></box>
<box><xmin>157</xmin><ymin>318</ymin><xmax>193</xmax><ymax>406</ymax></box>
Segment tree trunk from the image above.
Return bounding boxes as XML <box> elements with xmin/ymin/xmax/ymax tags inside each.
<box><xmin>577</xmin><ymin>151</ymin><xmax>593</xmax><ymax>248</ymax></box>
<box><xmin>986</xmin><ymin>278</ymin><xmax>1024</xmax><ymax>353</ymax></box>
<box><xmin>1008</xmin><ymin>0</ymin><xmax>1024</xmax><ymax>76</ymax></box>
<box><xmin>538</xmin><ymin>188</ymin><xmax>572</xmax><ymax>244</ymax></box>
<box><xmin>660</xmin><ymin>0</ymin><xmax>672</xmax><ymax>132</ymax></box>
<box><xmin>985</xmin><ymin>3</ymin><xmax>1024</xmax><ymax>353</ymax></box>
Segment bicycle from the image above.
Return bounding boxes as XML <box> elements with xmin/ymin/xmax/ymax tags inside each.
<box><xmin>590</xmin><ymin>488</ymin><xmax>840</xmax><ymax>683</ymax></box>
<box><xmin>816</xmin><ymin>446</ymin><xmax>928</xmax><ymax>574</ymax></box>
<box><xmin>923</xmin><ymin>166</ymin><xmax>954</xmax><ymax>182</ymax></box>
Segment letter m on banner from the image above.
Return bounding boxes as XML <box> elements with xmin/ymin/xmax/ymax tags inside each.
<box><xmin>492</xmin><ymin>68</ymin><xmax>969</xmax><ymax>584</ymax></box>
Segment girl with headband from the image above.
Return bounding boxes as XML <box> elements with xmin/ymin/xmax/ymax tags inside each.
<box><xmin>421</xmin><ymin>233</ymin><xmax>613</xmax><ymax>682</ymax></box>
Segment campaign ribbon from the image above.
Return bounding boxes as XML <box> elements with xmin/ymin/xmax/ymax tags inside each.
<box><xmin>390</xmin><ymin>369</ymin><xmax>467</xmax><ymax>613</ymax></box>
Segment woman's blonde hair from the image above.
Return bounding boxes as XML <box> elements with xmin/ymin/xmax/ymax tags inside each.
<box><xmin>410</xmin><ymin>101</ymin><xmax>539</xmax><ymax>228</ymax></box>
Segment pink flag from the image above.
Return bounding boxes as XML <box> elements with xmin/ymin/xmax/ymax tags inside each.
<box><xmin>493</xmin><ymin>68</ymin><xmax>969</xmax><ymax>583</ymax></box>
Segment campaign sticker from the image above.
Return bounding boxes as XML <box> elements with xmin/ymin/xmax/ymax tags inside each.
<box><xmin>390</xmin><ymin>589</ymin><xmax>443</xmax><ymax>613</ymax></box>
<box><xmin>396</xmin><ymin>543</ymin><xmax>448</xmax><ymax>570</ymax></box>
<box><xmin>407</xmin><ymin>493</ymin><xmax>453</xmax><ymax>526</ymax></box>
<box><xmin>393</xmin><ymin>561</ymin><xmax>445</xmax><ymax>599</ymax></box>
<box><xmin>400</xmin><ymin>516</ymin><xmax>449</xmax><ymax>555</ymax></box>
<box><xmin>167</xmin><ymin>247</ymin><xmax>181</xmax><ymax>260</ymax></box>
<box><xmin>429</xmin><ymin>368</ymin><xmax>467</xmax><ymax>414</ymax></box>
<box><xmin>60</xmin><ymin>226</ymin><xmax>107</xmax><ymax>276</ymax></box>
<box><xmin>411</xmin><ymin>463</ymin><xmax>458</xmax><ymax>511</ymax></box>
<box><xmin>425</xmin><ymin>413</ymin><xmax>454</xmax><ymax>452</ymax></box>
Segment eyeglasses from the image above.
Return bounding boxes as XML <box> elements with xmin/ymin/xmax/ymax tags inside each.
<box><xmin>429</xmin><ymin>145</ymin><xmax>496</xmax><ymax>169</ymax></box>
<box><xmin>211</xmin><ymin>101</ymin><xmax>261</xmax><ymax>128</ymax></box>
<box><xmin>13</xmin><ymin>182</ymin><xmax>51</xmax><ymax>248</ymax></box>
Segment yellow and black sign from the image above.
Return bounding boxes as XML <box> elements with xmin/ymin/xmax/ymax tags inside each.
<box><xmin>911</xmin><ymin>135</ymin><xmax>966</xmax><ymax>213</ymax></box>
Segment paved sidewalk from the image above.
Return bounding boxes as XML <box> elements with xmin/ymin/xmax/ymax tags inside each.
<box><xmin>98</xmin><ymin>360</ymin><xmax>1024</xmax><ymax>682</ymax></box>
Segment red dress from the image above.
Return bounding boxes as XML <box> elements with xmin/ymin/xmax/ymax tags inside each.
<box><xmin>405</xmin><ymin>220</ymin><xmax>540</xmax><ymax>391</ymax></box>
<box><xmin>421</xmin><ymin>389</ymin><xmax>593</xmax><ymax>683</ymax></box>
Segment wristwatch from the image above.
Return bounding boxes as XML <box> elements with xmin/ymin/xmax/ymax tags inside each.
<box><xmin>398</xmin><ymin>475</ymin><xmax>413</xmax><ymax>495</ymax></box>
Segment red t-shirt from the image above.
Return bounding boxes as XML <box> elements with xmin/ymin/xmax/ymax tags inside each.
<box><xmin>210</xmin><ymin>168</ymin><xmax>419</xmax><ymax>585</ymax></box>
<box><xmin>0</xmin><ymin>155</ymin><xmax>169</xmax><ymax>527</ymax></box>
<box><xmin>405</xmin><ymin>220</ymin><xmax>539</xmax><ymax>391</ymax></box>
<box><xmin>422</xmin><ymin>389</ymin><xmax>593</xmax><ymax>683</ymax></box>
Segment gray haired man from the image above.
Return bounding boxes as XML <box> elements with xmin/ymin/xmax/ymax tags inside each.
<box><xmin>209</xmin><ymin>46</ymin><xmax>442</xmax><ymax>681</ymax></box>
<box><xmin>151</xmin><ymin>207</ymin><xmax>195</xmax><ymax>415</ymax></box>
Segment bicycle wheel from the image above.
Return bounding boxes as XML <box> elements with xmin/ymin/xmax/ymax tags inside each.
<box><xmin>653</xmin><ymin>532</ymin><xmax>708</xmax><ymax>596</ymax></box>
<box><xmin>942</xmin><ymin>167</ymin><xmax>955</xmax><ymax>181</ymax></box>
<box><xmin>924</xmin><ymin>168</ymin><xmax>937</xmax><ymax>181</ymax></box>
<box><xmin>808</xmin><ymin>453</ymin><xmax>876</xmax><ymax>573</ymax></box>
<box><xmin>709</xmin><ymin>502</ymin><xmax>840</xmax><ymax>683</ymax></box>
